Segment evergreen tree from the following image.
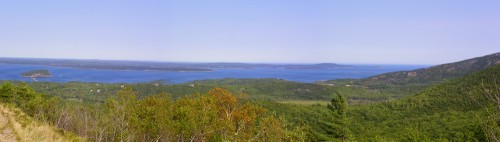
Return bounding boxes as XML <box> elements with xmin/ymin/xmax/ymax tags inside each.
<box><xmin>327</xmin><ymin>93</ymin><xmax>350</xmax><ymax>141</ymax></box>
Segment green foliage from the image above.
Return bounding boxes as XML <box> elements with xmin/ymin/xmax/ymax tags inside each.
<box><xmin>256</xmin><ymin>100</ymin><xmax>337</xmax><ymax>141</ymax></box>
<box><xmin>0</xmin><ymin>82</ymin><xmax>50</xmax><ymax>115</ymax></box>
<box><xmin>0</xmin><ymin>82</ymin><xmax>15</xmax><ymax>102</ymax></box>
<box><xmin>0</xmin><ymin>55</ymin><xmax>497</xmax><ymax>141</ymax></box>
<box><xmin>24</xmin><ymin>78</ymin><xmax>341</xmax><ymax>104</ymax></box>
<box><xmin>365</xmin><ymin>52</ymin><xmax>499</xmax><ymax>84</ymax></box>
<box><xmin>348</xmin><ymin>65</ymin><xmax>500</xmax><ymax>141</ymax></box>
<box><xmin>327</xmin><ymin>93</ymin><xmax>350</xmax><ymax>141</ymax></box>
<box><xmin>0</xmin><ymin>84</ymin><xmax>308</xmax><ymax>141</ymax></box>
<box><xmin>258</xmin><ymin>65</ymin><xmax>500</xmax><ymax>141</ymax></box>
<box><xmin>323</xmin><ymin>52</ymin><xmax>499</xmax><ymax>101</ymax></box>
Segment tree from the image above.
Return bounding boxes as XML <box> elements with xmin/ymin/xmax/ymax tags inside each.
<box><xmin>104</xmin><ymin>86</ymin><xmax>138</xmax><ymax>141</ymax></box>
<box><xmin>327</xmin><ymin>93</ymin><xmax>350</xmax><ymax>141</ymax></box>
<box><xmin>0</xmin><ymin>82</ymin><xmax>15</xmax><ymax>103</ymax></box>
<box><xmin>135</xmin><ymin>93</ymin><xmax>173</xmax><ymax>141</ymax></box>
<box><xmin>479</xmin><ymin>69</ymin><xmax>500</xmax><ymax>142</ymax></box>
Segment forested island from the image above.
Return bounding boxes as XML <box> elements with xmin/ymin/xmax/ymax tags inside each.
<box><xmin>21</xmin><ymin>69</ymin><xmax>52</xmax><ymax>78</ymax></box>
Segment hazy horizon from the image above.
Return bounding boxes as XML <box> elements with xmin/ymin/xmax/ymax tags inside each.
<box><xmin>1</xmin><ymin>0</ymin><xmax>499</xmax><ymax>64</ymax></box>
<box><xmin>0</xmin><ymin>56</ymin><xmax>441</xmax><ymax>66</ymax></box>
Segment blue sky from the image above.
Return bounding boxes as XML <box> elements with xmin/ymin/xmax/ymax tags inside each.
<box><xmin>0</xmin><ymin>0</ymin><xmax>498</xmax><ymax>65</ymax></box>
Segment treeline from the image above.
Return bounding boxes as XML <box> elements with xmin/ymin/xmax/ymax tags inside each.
<box><xmin>23</xmin><ymin>76</ymin><xmax>444</xmax><ymax>106</ymax></box>
<box><xmin>190</xmin><ymin>78</ymin><xmax>337</xmax><ymax>100</ymax></box>
<box><xmin>26</xmin><ymin>78</ymin><xmax>339</xmax><ymax>103</ymax></box>
<box><xmin>0</xmin><ymin>83</ymin><xmax>310</xmax><ymax>141</ymax></box>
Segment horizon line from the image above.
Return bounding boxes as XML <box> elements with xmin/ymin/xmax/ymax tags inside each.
<box><xmin>0</xmin><ymin>56</ymin><xmax>435</xmax><ymax>66</ymax></box>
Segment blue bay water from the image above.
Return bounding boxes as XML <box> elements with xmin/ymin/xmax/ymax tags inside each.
<box><xmin>0</xmin><ymin>64</ymin><xmax>427</xmax><ymax>84</ymax></box>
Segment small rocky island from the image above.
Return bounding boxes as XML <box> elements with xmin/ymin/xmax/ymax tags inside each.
<box><xmin>21</xmin><ymin>69</ymin><xmax>52</xmax><ymax>78</ymax></box>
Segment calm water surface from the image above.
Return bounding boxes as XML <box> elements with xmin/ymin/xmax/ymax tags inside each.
<box><xmin>0</xmin><ymin>64</ymin><xmax>428</xmax><ymax>84</ymax></box>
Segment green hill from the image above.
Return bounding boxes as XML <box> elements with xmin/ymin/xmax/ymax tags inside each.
<box><xmin>259</xmin><ymin>65</ymin><xmax>500</xmax><ymax>141</ymax></box>
<box><xmin>348</xmin><ymin>65</ymin><xmax>500</xmax><ymax>141</ymax></box>
<box><xmin>322</xmin><ymin>52</ymin><xmax>500</xmax><ymax>100</ymax></box>
<box><xmin>367</xmin><ymin>52</ymin><xmax>499</xmax><ymax>84</ymax></box>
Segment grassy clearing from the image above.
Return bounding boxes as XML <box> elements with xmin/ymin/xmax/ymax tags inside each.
<box><xmin>0</xmin><ymin>104</ymin><xmax>84</xmax><ymax>142</ymax></box>
<box><xmin>276</xmin><ymin>100</ymin><xmax>330</xmax><ymax>106</ymax></box>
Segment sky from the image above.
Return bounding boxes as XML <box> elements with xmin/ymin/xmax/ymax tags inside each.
<box><xmin>0</xmin><ymin>0</ymin><xmax>499</xmax><ymax>65</ymax></box>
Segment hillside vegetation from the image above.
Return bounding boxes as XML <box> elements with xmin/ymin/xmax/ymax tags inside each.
<box><xmin>23</xmin><ymin>78</ymin><xmax>339</xmax><ymax>103</ymax></box>
<box><xmin>0</xmin><ymin>53</ymin><xmax>498</xmax><ymax>141</ymax></box>
<box><xmin>0</xmin><ymin>82</ymin><xmax>308</xmax><ymax>141</ymax></box>
<box><xmin>16</xmin><ymin>53</ymin><xmax>497</xmax><ymax>106</ymax></box>
<box><xmin>259</xmin><ymin>65</ymin><xmax>500</xmax><ymax>141</ymax></box>
<box><xmin>322</xmin><ymin>52</ymin><xmax>500</xmax><ymax>100</ymax></box>
<box><xmin>0</xmin><ymin>104</ymin><xmax>82</xmax><ymax>142</ymax></box>
<box><xmin>367</xmin><ymin>52</ymin><xmax>499</xmax><ymax>84</ymax></box>
<box><xmin>350</xmin><ymin>64</ymin><xmax>500</xmax><ymax>141</ymax></box>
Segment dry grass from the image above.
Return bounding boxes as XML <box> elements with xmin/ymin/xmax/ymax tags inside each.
<box><xmin>0</xmin><ymin>104</ymin><xmax>84</xmax><ymax>142</ymax></box>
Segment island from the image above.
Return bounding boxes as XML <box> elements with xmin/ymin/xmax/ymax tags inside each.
<box><xmin>21</xmin><ymin>69</ymin><xmax>52</xmax><ymax>78</ymax></box>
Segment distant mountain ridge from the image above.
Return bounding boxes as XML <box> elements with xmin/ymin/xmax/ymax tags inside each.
<box><xmin>366</xmin><ymin>52</ymin><xmax>500</xmax><ymax>84</ymax></box>
<box><xmin>320</xmin><ymin>52</ymin><xmax>500</xmax><ymax>100</ymax></box>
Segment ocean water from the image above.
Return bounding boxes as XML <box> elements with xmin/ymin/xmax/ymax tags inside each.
<box><xmin>0</xmin><ymin>64</ymin><xmax>427</xmax><ymax>84</ymax></box>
